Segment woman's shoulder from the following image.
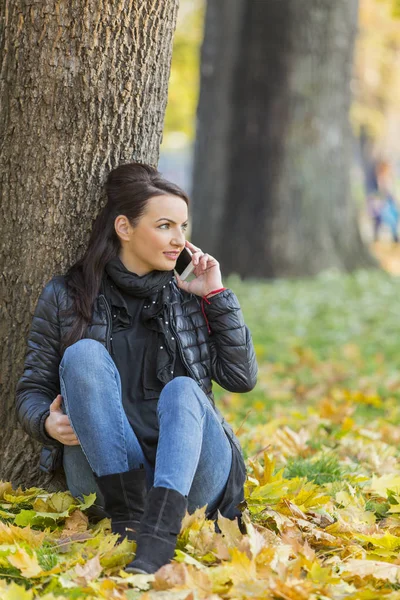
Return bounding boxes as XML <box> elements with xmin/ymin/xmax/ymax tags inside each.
<box><xmin>38</xmin><ymin>275</ymin><xmax>69</xmax><ymax>307</ymax></box>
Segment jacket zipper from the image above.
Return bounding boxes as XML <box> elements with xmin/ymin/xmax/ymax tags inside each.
<box><xmin>99</xmin><ymin>294</ymin><xmax>112</xmax><ymax>353</ymax></box>
<box><xmin>167</xmin><ymin>303</ymin><xmax>201</xmax><ymax>387</ymax></box>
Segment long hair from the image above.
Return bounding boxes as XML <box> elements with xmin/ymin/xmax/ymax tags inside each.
<box><xmin>62</xmin><ymin>162</ymin><xmax>189</xmax><ymax>350</ymax></box>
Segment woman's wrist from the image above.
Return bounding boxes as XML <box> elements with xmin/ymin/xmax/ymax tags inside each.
<box><xmin>203</xmin><ymin>286</ymin><xmax>226</xmax><ymax>298</ymax></box>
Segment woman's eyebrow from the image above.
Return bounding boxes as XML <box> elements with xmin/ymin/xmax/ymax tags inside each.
<box><xmin>155</xmin><ymin>218</ymin><xmax>188</xmax><ymax>224</ymax></box>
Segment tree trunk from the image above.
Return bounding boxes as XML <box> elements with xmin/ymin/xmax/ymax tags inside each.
<box><xmin>0</xmin><ymin>0</ymin><xmax>178</xmax><ymax>489</ymax></box>
<box><xmin>192</xmin><ymin>0</ymin><xmax>375</xmax><ymax>278</ymax></box>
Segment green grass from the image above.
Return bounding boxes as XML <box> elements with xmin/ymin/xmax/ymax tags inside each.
<box><xmin>214</xmin><ymin>268</ymin><xmax>400</xmax><ymax>429</ymax></box>
<box><xmin>283</xmin><ymin>453</ymin><xmax>349</xmax><ymax>485</ymax></box>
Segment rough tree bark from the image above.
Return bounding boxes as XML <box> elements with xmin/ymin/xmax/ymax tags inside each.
<box><xmin>192</xmin><ymin>0</ymin><xmax>374</xmax><ymax>278</ymax></box>
<box><xmin>0</xmin><ymin>0</ymin><xmax>178</xmax><ymax>489</ymax></box>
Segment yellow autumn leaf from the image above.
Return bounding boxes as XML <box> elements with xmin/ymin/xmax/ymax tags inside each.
<box><xmin>0</xmin><ymin>581</ymin><xmax>33</xmax><ymax>600</ymax></box>
<box><xmin>0</xmin><ymin>522</ymin><xmax>45</xmax><ymax>547</ymax></box>
<box><xmin>7</xmin><ymin>546</ymin><xmax>42</xmax><ymax>578</ymax></box>
<box><xmin>354</xmin><ymin>532</ymin><xmax>400</xmax><ymax>552</ymax></box>
<box><xmin>181</xmin><ymin>505</ymin><xmax>207</xmax><ymax>532</ymax></box>
<box><xmin>3</xmin><ymin>487</ymin><xmax>42</xmax><ymax>504</ymax></box>
<box><xmin>229</xmin><ymin>547</ymin><xmax>257</xmax><ymax>584</ymax></box>
<box><xmin>0</xmin><ymin>482</ymin><xmax>13</xmax><ymax>500</ymax></box>
<box><xmin>33</xmin><ymin>491</ymin><xmax>77</xmax><ymax>514</ymax></box>
<box><xmin>368</xmin><ymin>474</ymin><xmax>400</xmax><ymax>497</ymax></box>
<box><xmin>343</xmin><ymin>558</ymin><xmax>400</xmax><ymax>583</ymax></box>
<box><xmin>217</xmin><ymin>511</ymin><xmax>243</xmax><ymax>548</ymax></box>
<box><xmin>308</xmin><ymin>560</ymin><xmax>333</xmax><ymax>583</ymax></box>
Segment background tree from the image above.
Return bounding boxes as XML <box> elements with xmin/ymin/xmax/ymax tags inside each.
<box><xmin>352</xmin><ymin>0</ymin><xmax>400</xmax><ymax>196</ymax></box>
<box><xmin>192</xmin><ymin>0</ymin><xmax>375</xmax><ymax>278</ymax></box>
<box><xmin>0</xmin><ymin>0</ymin><xmax>178</xmax><ymax>488</ymax></box>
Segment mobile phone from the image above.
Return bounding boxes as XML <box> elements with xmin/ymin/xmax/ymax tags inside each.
<box><xmin>174</xmin><ymin>247</ymin><xmax>195</xmax><ymax>280</ymax></box>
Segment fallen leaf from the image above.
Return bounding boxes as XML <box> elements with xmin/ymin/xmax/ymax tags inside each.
<box><xmin>74</xmin><ymin>554</ymin><xmax>102</xmax><ymax>585</ymax></box>
<box><xmin>7</xmin><ymin>546</ymin><xmax>42</xmax><ymax>577</ymax></box>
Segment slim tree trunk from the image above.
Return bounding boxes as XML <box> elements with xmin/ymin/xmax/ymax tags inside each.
<box><xmin>0</xmin><ymin>0</ymin><xmax>178</xmax><ymax>488</ymax></box>
<box><xmin>192</xmin><ymin>0</ymin><xmax>374</xmax><ymax>278</ymax></box>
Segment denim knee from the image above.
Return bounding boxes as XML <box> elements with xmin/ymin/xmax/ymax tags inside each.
<box><xmin>59</xmin><ymin>339</ymin><xmax>114</xmax><ymax>388</ymax></box>
<box><xmin>61</xmin><ymin>339</ymin><xmax>108</xmax><ymax>369</ymax></box>
<box><xmin>157</xmin><ymin>376</ymin><xmax>206</xmax><ymax>416</ymax></box>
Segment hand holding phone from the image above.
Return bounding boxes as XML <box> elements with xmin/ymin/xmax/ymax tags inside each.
<box><xmin>174</xmin><ymin>241</ymin><xmax>224</xmax><ymax>298</ymax></box>
<box><xmin>174</xmin><ymin>247</ymin><xmax>195</xmax><ymax>281</ymax></box>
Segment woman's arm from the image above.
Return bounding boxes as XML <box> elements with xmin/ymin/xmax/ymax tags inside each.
<box><xmin>16</xmin><ymin>279</ymin><xmax>63</xmax><ymax>446</ymax></box>
<box><xmin>175</xmin><ymin>241</ymin><xmax>257</xmax><ymax>393</ymax></box>
<box><xmin>203</xmin><ymin>289</ymin><xmax>258</xmax><ymax>393</ymax></box>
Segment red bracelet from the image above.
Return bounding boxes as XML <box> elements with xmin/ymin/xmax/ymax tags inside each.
<box><xmin>201</xmin><ymin>288</ymin><xmax>227</xmax><ymax>334</ymax></box>
<box><xmin>204</xmin><ymin>287</ymin><xmax>227</xmax><ymax>299</ymax></box>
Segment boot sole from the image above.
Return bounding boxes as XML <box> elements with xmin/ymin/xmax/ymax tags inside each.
<box><xmin>125</xmin><ymin>565</ymin><xmax>149</xmax><ymax>574</ymax></box>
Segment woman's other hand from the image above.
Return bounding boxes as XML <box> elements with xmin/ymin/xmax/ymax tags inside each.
<box><xmin>44</xmin><ymin>394</ymin><xmax>80</xmax><ymax>445</ymax></box>
<box><xmin>175</xmin><ymin>241</ymin><xmax>224</xmax><ymax>298</ymax></box>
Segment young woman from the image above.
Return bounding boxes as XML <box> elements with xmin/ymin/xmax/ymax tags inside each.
<box><xmin>16</xmin><ymin>162</ymin><xmax>257</xmax><ymax>574</ymax></box>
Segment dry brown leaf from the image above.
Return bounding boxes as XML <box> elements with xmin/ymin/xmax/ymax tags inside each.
<box><xmin>74</xmin><ymin>554</ymin><xmax>102</xmax><ymax>585</ymax></box>
<box><xmin>63</xmin><ymin>509</ymin><xmax>88</xmax><ymax>534</ymax></box>
<box><xmin>154</xmin><ymin>562</ymin><xmax>212</xmax><ymax>597</ymax></box>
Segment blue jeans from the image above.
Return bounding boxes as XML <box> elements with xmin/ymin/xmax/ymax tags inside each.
<box><xmin>59</xmin><ymin>339</ymin><xmax>232</xmax><ymax>515</ymax></box>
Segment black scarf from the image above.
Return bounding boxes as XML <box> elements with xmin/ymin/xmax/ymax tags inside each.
<box><xmin>104</xmin><ymin>257</ymin><xmax>173</xmax><ymax>301</ymax></box>
<box><xmin>103</xmin><ymin>257</ymin><xmax>181</xmax><ymax>385</ymax></box>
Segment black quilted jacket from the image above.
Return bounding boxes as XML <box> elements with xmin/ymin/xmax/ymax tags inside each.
<box><xmin>16</xmin><ymin>276</ymin><xmax>258</xmax><ymax>495</ymax></box>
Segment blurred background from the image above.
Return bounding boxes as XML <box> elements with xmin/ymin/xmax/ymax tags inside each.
<box><xmin>156</xmin><ymin>0</ymin><xmax>400</xmax><ymax>445</ymax></box>
<box><xmin>159</xmin><ymin>0</ymin><xmax>400</xmax><ymax>278</ymax></box>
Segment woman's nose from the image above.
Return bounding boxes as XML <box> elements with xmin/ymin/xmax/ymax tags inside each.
<box><xmin>172</xmin><ymin>228</ymin><xmax>185</xmax><ymax>246</ymax></box>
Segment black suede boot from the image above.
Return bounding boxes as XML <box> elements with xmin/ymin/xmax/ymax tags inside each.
<box><xmin>125</xmin><ymin>486</ymin><xmax>188</xmax><ymax>574</ymax></box>
<box><xmin>94</xmin><ymin>467</ymin><xmax>147</xmax><ymax>542</ymax></box>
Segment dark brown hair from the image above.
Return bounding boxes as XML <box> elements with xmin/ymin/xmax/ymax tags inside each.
<box><xmin>62</xmin><ymin>162</ymin><xmax>189</xmax><ymax>350</ymax></box>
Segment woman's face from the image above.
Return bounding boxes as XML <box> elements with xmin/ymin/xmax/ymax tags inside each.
<box><xmin>115</xmin><ymin>194</ymin><xmax>189</xmax><ymax>275</ymax></box>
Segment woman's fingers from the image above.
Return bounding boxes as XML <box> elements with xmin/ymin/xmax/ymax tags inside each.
<box><xmin>59</xmin><ymin>425</ymin><xmax>75</xmax><ymax>436</ymax></box>
<box><xmin>200</xmin><ymin>253</ymin><xmax>210</xmax><ymax>269</ymax></box>
<box><xmin>61</xmin><ymin>431</ymin><xmax>80</xmax><ymax>444</ymax></box>
<box><xmin>64</xmin><ymin>438</ymin><xmax>81</xmax><ymax>446</ymax></box>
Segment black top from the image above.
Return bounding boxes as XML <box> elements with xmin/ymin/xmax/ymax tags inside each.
<box><xmin>107</xmin><ymin>286</ymin><xmax>187</xmax><ymax>464</ymax></box>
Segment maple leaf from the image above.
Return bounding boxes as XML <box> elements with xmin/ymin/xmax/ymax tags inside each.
<box><xmin>14</xmin><ymin>509</ymin><xmax>70</xmax><ymax>527</ymax></box>
<box><xmin>62</xmin><ymin>509</ymin><xmax>89</xmax><ymax>534</ymax></box>
<box><xmin>0</xmin><ymin>522</ymin><xmax>45</xmax><ymax>547</ymax></box>
<box><xmin>153</xmin><ymin>562</ymin><xmax>213</xmax><ymax>597</ymax></box>
<box><xmin>273</xmin><ymin>425</ymin><xmax>311</xmax><ymax>458</ymax></box>
<box><xmin>100</xmin><ymin>536</ymin><xmax>134</xmax><ymax>569</ymax></box>
<box><xmin>229</xmin><ymin>547</ymin><xmax>257</xmax><ymax>584</ymax></box>
<box><xmin>3</xmin><ymin>487</ymin><xmax>42</xmax><ymax>504</ymax></box>
<box><xmin>368</xmin><ymin>474</ymin><xmax>400</xmax><ymax>498</ymax></box>
<box><xmin>74</xmin><ymin>554</ymin><xmax>102</xmax><ymax>585</ymax></box>
<box><xmin>342</xmin><ymin>558</ymin><xmax>400</xmax><ymax>583</ymax></box>
<box><xmin>33</xmin><ymin>491</ymin><xmax>77</xmax><ymax>514</ymax></box>
<box><xmin>216</xmin><ymin>512</ymin><xmax>243</xmax><ymax>548</ymax></box>
<box><xmin>0</xmin><ymin>581</ymin><xmax>33</xmax><ymax>600</ymax></box>
<box><xmin>354</xmin><ymin>531</ymin><xmax>400</xmax><ymax>556</ymax></box>
<box><xmin>76</xmin><ymin>493</ymin><xmax>97</xmax><ymax>511</ymax></box>
<box><xmin>7</xmin><ymin>545</ymin><xmax>42</xmax><ymax>578</ymax></box>
<box><xmin>0</xmin><ymin>482</ymin><xmax>13</xmax><ymax>501</ymax></box>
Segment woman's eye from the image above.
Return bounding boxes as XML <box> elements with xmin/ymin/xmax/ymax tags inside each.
<box><xmin>158</xmin><ymin>223</ymin><xmax>188</xmax><ymax>231</ymax></box>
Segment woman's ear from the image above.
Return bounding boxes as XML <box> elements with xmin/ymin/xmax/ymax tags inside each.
<box><xmin>114</xmin><ymin>215</ymin><xmax>131</xmax><ymax>242</ymax></box>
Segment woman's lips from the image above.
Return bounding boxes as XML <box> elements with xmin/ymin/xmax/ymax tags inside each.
<box><xmin>164</xmin><ymin>252</ymin><xmax>180</xmax><ymax>260</ymax></box>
